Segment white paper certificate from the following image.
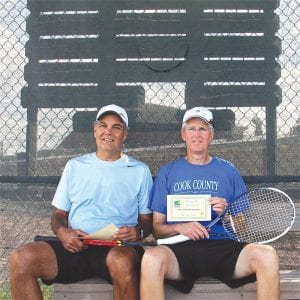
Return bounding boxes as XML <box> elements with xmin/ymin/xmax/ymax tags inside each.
<box><xmin>167</xmin><ymin>194</ymin><xmax>211</xmax><ymax>222</ymax></box>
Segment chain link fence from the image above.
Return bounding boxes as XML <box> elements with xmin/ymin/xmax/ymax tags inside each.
<box><xmin>0</xmin><ymin>0</ymin><xmax>299</xmax><ymax>298</ymax></box>
<box><xmin>0</xmin><ymin>0</ymin><xmax>299</xmax><ymax>178</ymax></box>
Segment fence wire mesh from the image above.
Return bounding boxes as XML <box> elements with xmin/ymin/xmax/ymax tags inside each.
<box><xmin>0</xmin><ymin>0</ymin><xmax>299</xmax><ymax>177</ymax></box>
<box><xmin>0</xmin><ymin>0</ymin><xmax>299</xmax><ymax>298</ymax></box>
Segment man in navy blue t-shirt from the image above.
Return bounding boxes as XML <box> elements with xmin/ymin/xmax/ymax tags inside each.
<box><xmin>140</xmin><ymin>107</ymin><xmax>280</xmax><ymax>300</ymax></box>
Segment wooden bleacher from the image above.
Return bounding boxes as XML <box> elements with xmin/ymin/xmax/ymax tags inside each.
<box><xmin>52</xmin><ymin>270</ymin><xmax>300</xmax><ymax>299</ymax></box>
<box><xmin>22</xmin><ymin>0</ymin><xmax>281</xmax><ymax>176</ymax></box>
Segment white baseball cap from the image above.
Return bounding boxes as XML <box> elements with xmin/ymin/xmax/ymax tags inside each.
<box><xmin>182</xmin><ymin>107</ymin><xmax>214</xmax><ymax>129</ymax></box>
<box><xmin>96</xmin><ymin>104</ymin><xmax>128</xmax><ymax>127</ymax></box>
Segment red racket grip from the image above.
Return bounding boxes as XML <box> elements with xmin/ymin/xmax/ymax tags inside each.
<box><xmin>83</xmin><ymin>239</ymin><xmax>121</xmax><ymax>247</ymax></box>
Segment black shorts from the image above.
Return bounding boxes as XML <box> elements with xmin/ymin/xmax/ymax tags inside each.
<box><xmin>42</xmin><ymin>239</ymin><xmax>145</xmax><ymax>285</ymax></box>
<box><xmin>165</xmin><ymin>239</ymin><xmax>256</xmax><ymax>293</ymax></box>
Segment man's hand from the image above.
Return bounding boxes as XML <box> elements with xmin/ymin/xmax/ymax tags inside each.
<box><xmin>209</xmin><ymin>197</ymin><xmax>228</xmax><ymax>215</ymax></box>
<box><xmin>51</xmin><ymin>208</ymin><xmax>88</xmax><ymax>253</ymax></box>
<box><xmin>113</xmin><ymin>226</ymin><xmax>139</xmax><ymax>242</ymax></box>
<box><xmin>174</xmin><ymin>222</ymin><xmax>209</xmax><ymax>240</ymax></box>
<box><xmin>56</xmin><ymin>227</ymin><xmax>88</xmax><ymax>253</ymax></box>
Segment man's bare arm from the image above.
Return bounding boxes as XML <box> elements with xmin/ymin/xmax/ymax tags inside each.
<box><xmin>50</xmin><ymin>208</ymin><xmax>87</xmax><ymax>253</ymax></box>
<box><xmin>137</xmin><ymin>213</ymin><xmax>153</xmax><ymax>240</ymax></box>
<box><xmin>51</xmin><ymin>208</ymin><xmax>69</xmax><ymax>236</ymax></box>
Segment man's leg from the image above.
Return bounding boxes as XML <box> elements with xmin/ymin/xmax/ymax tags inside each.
<box><xmin>9</xmin><ymin>242</ymin><xmax>58</xmax><ymax>300</ymax></box>
<box><xmin>140</xmin><ymin>246</ymin><xmax>182</xmax><ymax>300</ymax></box>
<box><xmin>106</xmin><ymin>246</ymin><xmax>143</xmax><ymax>300</ymax></box>
<box><xmin>233</xmin><ymin>243</ymin><xmax>280</xmax><ymax>300</ymax></box>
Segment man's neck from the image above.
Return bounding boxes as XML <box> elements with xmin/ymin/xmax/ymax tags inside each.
<box><xmin>185</xmin><ymin>152</ymin><xmax>212</xmax><ymax>165</ymax></box>
<box><xmin>96</xmin><ymin>151</ymin><xmax>122</xmax><ymax>161</ymax></box>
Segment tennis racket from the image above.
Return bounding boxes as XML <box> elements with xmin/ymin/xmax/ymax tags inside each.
<box><xmin>34</xmin><ymin>235</ymin><xmax>156</xmax><ymax>247</ymax></box>
<box><xmin>157</xmin><ymin>187</ymin><xmax>296</xmax><ymax>245</ymax></box>
<box><xmin>81</xmin><ymin>239</ymin><xmax>156</xmax><ymax>247</ymax></box>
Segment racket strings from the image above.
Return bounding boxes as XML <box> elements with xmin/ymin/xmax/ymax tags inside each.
<box><xmin>224</xmin><ymin>189</ymin><xmax>295</xmax><ymax>243</ymax></box>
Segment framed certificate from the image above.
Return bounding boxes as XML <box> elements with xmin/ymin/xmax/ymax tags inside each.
<box><xmin>167</xmin><ymin>194</ymin><xmax>211</xmax><ymax>222</ymax></box>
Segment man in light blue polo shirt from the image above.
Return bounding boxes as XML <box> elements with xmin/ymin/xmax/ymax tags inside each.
<box><xmin>9</xmin><ymin>104</ymin><xmax>153</xmax><ymax>300</ymax></box>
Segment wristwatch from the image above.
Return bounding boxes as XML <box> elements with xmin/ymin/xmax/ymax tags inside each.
<box><xmin>139</xmin><ymin>228</ymin><xmax>144</xmax><ymax>240</ymax></box>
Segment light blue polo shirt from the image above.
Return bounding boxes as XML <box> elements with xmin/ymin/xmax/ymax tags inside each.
<box><xmin>52</xmin><ymin>153</ymin><xmax>153</xmax><ymax>234</ymax></box>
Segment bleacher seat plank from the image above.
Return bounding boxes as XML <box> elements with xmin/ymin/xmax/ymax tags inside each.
<box><xmin>53</xmin><ymin>270</ymin><xmax>300</xmax><ymax>300</ymax></box>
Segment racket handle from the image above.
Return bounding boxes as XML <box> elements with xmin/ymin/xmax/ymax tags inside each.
<box><xmin>157</xmin><ymin>234</ymin><xmax>190</xmax><ymax>245</ymax></box>
<box><xmin>83</xmin><ymin>239</ymin><xmax>121</xmax><ymax>246</ymax></box>
<box><xmin>34</xmin><ymin>235</ymin><xmax>59</xmax><ymax>242</ymax></box>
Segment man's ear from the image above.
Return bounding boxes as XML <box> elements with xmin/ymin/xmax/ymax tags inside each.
<box><xmin>123</xmin><ymin>129</ymin><xmax>128</xmax><ymax>141</ymax></box>
<box><xmin>181</xmin><ymin>128</ymin><xmax>186</xmax><ymax>142</ymax></box>
<box><xmin>210</xmin><ymin>130</ymin><xmax>215</xmax><ymax>142</ymax></box>
<box><xmin>93</xmin><ymin>122</ymin><xmax>98</xmax><ymax>137</ymax></box>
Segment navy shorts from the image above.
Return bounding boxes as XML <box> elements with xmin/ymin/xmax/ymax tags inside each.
<box><xmin>42</xmin><ymin>239</ymin><xmax>144</xmax><ymax>285</ymax></box>
<box><xmin>165</xmin><ymin>239</ymin><xmax>256</xmax><ymax>293</ymax></box>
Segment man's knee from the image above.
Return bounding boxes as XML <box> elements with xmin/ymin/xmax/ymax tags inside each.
<box><xmin>248</xmin><ymin>244</ymin><xmax>279</xmax><ymax>272</ymax></box>
<box><xmin>256</xmin><ymin>245</ymin><xmax>279</xmax><ymax>269</ymax></box>
<box><xmin>9</xmin><ymin>242</ymin><xmax>58</xmax><ymax>279</ymax></box>
<box><xmin>106</xmin><ymin>247</ymin><xmax>140</xmax><ymax>280</ymax></box>
<box><xmin>9</xmin><ymin>245</ymin><xmax>35</xmax><ymax>273</ymax></box>
<box><xmin>141</xmin><ymin>247</ymin><xmax>169</xmax><ymax>277</ymax></box>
